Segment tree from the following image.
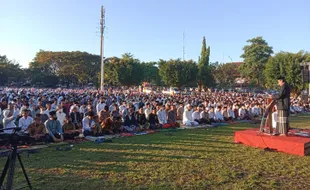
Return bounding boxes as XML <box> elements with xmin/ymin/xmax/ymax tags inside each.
<box><xmin>158</xmin><ymin>59</ymin><xmax>197</xmax><ymax>87</ymax></box>
<box><xmin>197</xmin><ymin>36</ymin><xmax>214</xmax><ymax>91</ymax></box>
<box><xmin>31</xmin><ymin>50</ymin><xmax>101</xmax><ymax>87</ymax></box>
<box><xmin>140</xmin><ymin>62</ymin><xmax>161</xmax><ymax>86</ymax></box>
<box><xmin>212</xmin><ymin>62</ymin><xmax>239</xmax><ymax>88</ymax></box>
<box><xmin>265</xmin><ymin>51</ymin><xmax>310</xmax><ymax>97</ymax></box>
<box><xmin>103</xmin><ymin>53</ymin><xmax>143</xmax><ymax>86</ymax></box>
<box><xmin>240</xmin><ymin>36</ymin><xmax>273</xmax><ymax>87</ymax></box>
<box><xmin>0</xmin><ymin>55</ymin><xmax>25</xmax><ymax>85</ymax></box>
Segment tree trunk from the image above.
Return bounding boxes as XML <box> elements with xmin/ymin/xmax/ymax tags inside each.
<box><xmin>197</xmin><ymin>80</ymin><xmax>202</xmax><ymax>92</ymax></box>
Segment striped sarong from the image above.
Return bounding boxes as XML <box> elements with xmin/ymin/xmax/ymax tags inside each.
<box><xmin>276</xmin><ymin>110</ymin><xmax>289</xmax><ymax>135</ymax></box>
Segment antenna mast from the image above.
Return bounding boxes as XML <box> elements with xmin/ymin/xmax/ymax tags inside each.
<box><xmin>100</xmin><ymin>6</ymin><xmax>105</xmax><ymax>91</ymax></box>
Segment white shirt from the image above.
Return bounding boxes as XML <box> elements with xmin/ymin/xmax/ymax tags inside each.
<box><xmin>183</xmin><ymin>108</ymin><xmax>194</xmax><ymax>124</ymax></box>
<box><xmin>215</xmin><ymin>110</ymin><xmax>224</xmax><ymax>121</ymax></box>
<box><xmin>119</xmin><ymin>105</ymin><xmax>126</xmax><ymax>114</ymax></box>
<box><xmin>208</xmin><ymin>112</ymin><xmax>215</xmax><ymax>119</ymax></box>
<box><xmin>70</xmin><ymin>105</ymin><xmax>80</xmax><ymax>113</ymax></box>
<box><xmin>144</xmin><ymin>108</ymin><xmax>152</xmax><ymax>119</ymax></box>
<box><xmin>157</xmin><ymin>109</ymin><xmax>167</xmax><ymax>124</ymax></box>
<box><xmin>228</xmin><ymin>109</ymin><xmax>235</xmax><ymax>118</ymax></box>
<box><xmin>18</xmin><ymin>116</ymin><xmax>33</xmax><ymax>131</ymax></box>
<box><xmin>82</xmin><ymin>117</ymin><xmax>96</xmax><ymax>132</ymax></box>
<box><xmin>96</xmin><ymin>102</ymin><xmax>106</xmax><ymax>114</ymax></box>
<box><xmin>56</xmin><ymin>111</ymin><xmax>66</xmax><ymax>127</ymax></box>
<box><xmin>3</xmin><ymin>113</ymin><xmax>18</xmax><ymax>134</ymax></box>
<box><xmin>192</xmin><ymin>111</ymin><xmax>200</xmax><ymax>121</ymax></box>
<box><xmin>79</xmin><ymin>106</ymin><xmax>88</xmax><ymax>117</ymax></box>
<box><xmin>239</xmin><ymin>108</ymin><xmax>246</xmax><ymax>117</ymax></box>
<box><xmin>109</xmin><ymin>105</ymin><xmax>115</xmax><ymax>112</ymax></box>
<box><xmin>51</xmin><ymin>103</ymin><xmax>58</xmax><ymax>110</ymax></box>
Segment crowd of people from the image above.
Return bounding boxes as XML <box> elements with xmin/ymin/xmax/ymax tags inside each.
<box><xmin>0</xmin><ymin>87</ymin><xmax>309</xmax><ymax>144</ymax></box>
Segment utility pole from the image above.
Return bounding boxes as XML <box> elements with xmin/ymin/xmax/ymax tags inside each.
<box><xmin>100</xmin><ymin>6</ymin><xmax>105</xmax><ymax>91</ymax></box>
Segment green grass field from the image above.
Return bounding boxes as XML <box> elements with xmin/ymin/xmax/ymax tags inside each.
<box><xmin>1</xmin><ymin>115</ymin><xmax>310</xmax><ymax>190</ymax></box>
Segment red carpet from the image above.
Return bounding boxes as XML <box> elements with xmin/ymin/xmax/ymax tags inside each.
<box><xmin>234</xmin><ymin>129</ymin><xmax>310</xmax><ymax>156</ymax></box>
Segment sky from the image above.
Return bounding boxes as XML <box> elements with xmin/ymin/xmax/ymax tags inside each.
<box><xmin>0</xmin><ymin>0</ymin><xmax>309</xmax><ymax>68</ymax></box>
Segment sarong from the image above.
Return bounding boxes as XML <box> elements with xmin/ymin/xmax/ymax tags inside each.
<box><xmin>276</xmin><ymin>110</ymin><xmax>289</xmax><ymax>135</ymax></box>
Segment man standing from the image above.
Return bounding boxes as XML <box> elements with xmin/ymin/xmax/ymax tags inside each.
<box><xmin>270</xmin><ymin>76</ymin><xmax>291</xmax><ymax>136</ymax></box>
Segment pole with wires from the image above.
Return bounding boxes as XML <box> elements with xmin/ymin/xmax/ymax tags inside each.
<box><xmin>100</xmin><ymin>6</ymin><xmax>105</xmax><ymax>91</ymax></box>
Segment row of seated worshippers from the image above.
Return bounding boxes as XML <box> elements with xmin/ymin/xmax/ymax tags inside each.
<box><xmin>82</xmin><ymin>103</ymin><xmax>181</xmax><ymax>136</ymax></box>
<box><xmin>181</xmin><ymin>103</ymin><xmax>262</xmax><ymax>126</ymax></box>
<box><xmin>290</xmin><ymin>103</ymin><xmax>310</xmax><ymax>114</ymax></box>
<box><xmin>1</xmin><ymin>102</ymin><xmax>264</xmax><ymax>145</ymax></box>
<box><xmin>1</xmin><ymin>108</ymin><xmax>68</xmax><ymax>145</ymax></box>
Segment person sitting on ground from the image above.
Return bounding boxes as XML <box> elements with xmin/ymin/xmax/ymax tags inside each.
<box><xmin>90</xmin><ymin>115</ymin><xmax>105</xmax><ymax>135</ymax></box>
<box><xmin>183</xmin><ymin>104</ymin><xmax>199</xmax><ymax>126</ymax></box>
<box><xmin>215</xmin><ymin>106</ymin><xmax>224</xmax><ymax>122</ymax></box>
<box><xmin>208</xmin><ymin>107</ymin><xmax>216</xmax><ymax>123</ymax></box>
<box><xmin>239</xmin><ymin>105</ymin><xmax>250</xmax><ymax>120</ymax></box>
<box><xmin>192</xmin><ymin>106</ymin><xmax>202</xmax><ymax>124</ymax></box>
<box><xmin>148</xmin><ymin>108</ymin><xmax>159</xmax><ymax>129</ymax></box>
<box><xmin>177</xmin><ymin>102</ymin><xmax>184</xmax><ymax>121</ymax></box>
<box><xmin>144</xmin><ymin>103</ymin><xmax>152</xmax><ymax>120</ymax></box>
<box><xmin>157</xmin><ymin>104</ymin><xmax>167</xmax><ymax>126</ymax></box>
<box><xmin>19</xmin><ymin>103</ymin><xmax>32</xmax><ymax>117</ymax></box>
<box><xmin>136</xmin><ymin>107</ymin><xmax>149</xmax><ymax>130</ymax></box>
<box><xmin>82</xmin><ymin>111</ymin><xmax>96</xmax><ymax>136</ymax></box>
<box><xmin>27</xmin><ymin>114</ymin><xmax>49</xmax><ymax>142</ymax></box>
<box><xmin>199</xmin><ymin>106</ymin><xmax>211</xmax><ymax>124</ymax></box>
<box><xmin>110</xmin><ymin>104</ymin><xmax>123</xmax><ymax>133</ymax></box>
<box><xmin>79</xmin><ymin>102</ymin><xmax>88</xmax><ymax>118</ymax></box>
<box><xmin>18</xmin><ymin>108</ymin><xmax>33</xmax><ymax>132</ymax></box>
<box><xmin>222</xmin><ymin>106</ymin><xmax>232</xmax><ymax>122</ymax></box>
<box><xmin>39</xmin><ymin>106</ymin><xmax>49</xmax><ymax>123</ymax></box>
<box><xmin>99</xmin><ymin>105</ymin><xmax>110</xmax><ymax>123</ymax></box>
<box><xmin>45</xmin><ymin>111</ymin><xmax>64</xmax><ymax>142</ymax></box>
<box><xmin>123</xmin><ymin>108</ymin><xmax>139</xmax><ymax>132</ymax></box>
<box><xmin>167</xmin><ymin>104</ymin><xmax>179</xmax><ymax>127</ymax></box>
<box><xmin>56</xmin><ymin>105</ymin><xmax>66</xmax><ymax>127</ymax></box>
<box><xmin>2</xmin><ymin>109</ymin><xmax>18</xmax><ymax>134</ymax></box>
<box><xmin>101</xmin><ymin>114</ymin><xmax>114</xmax><ymax>135</ymax></box>
<box><xmin>227</xmin><ymin>105</ymin><xmax>235</xmax><ymax>121</ymax></box>
<box><xmin>62</xmin><ymin>116</ymin><xmax>80</xmax><ymax>139</ymax></box>
<box><xmin>70</xmin><ymin>106</ymin><xmax>82</xmax><ymax>129</ymax></box>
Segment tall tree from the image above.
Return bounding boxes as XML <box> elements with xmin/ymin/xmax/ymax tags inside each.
<box><xmin>158</xmin><ymin>59</ymin><xmax>197</xmax><ymax>87</ymax></box>
<box><xmin>212</xmin><ymin>62</ymin><xmax>239</xmax><ymax>88</ymax></box>
<box><xmin>265</xmin><ymin>51</ymin><xmax>310</xmax><ymax>97</ymax></box>
<box><xmin>32</xmin><ymin>50</ymin><xmax>100</xmax><ymax>87</ymax></box>
<box><xmin>103</xmin><ymin>53</ymin><xmax>144</xmax><ymax>86</ymax></box>
<box><xmin>197</xmin><ymin>36</ymin><xmax>214</xmax><ymax>91</ymax></box>
<box><xmin>240</xmin><ymin>36</ymin><xmax>273</xmax><ymax>87</ymax></box>
<box><xmin>0</xmin><ymin>55</ymin><xmax>25</xmax><ymax>85</ymax></box>
<box><xmin>140</xmin><ymin>62</ymin><xmax>162</xmax><ymax>85</ymax></box>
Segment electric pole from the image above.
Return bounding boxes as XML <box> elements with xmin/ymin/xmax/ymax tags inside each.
<box><xmin>100</xmin><ymin>6</ymin><xmax>105</xmax><ymax>91</ymax></box>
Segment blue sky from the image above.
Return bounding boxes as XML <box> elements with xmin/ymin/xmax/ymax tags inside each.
<box><xmin>1</xmin><ymin>0</ymin><xmax>309</xmax><ymax>68</ymax></box>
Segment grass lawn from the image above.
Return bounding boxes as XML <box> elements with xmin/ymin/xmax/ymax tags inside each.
<box><xmin>1</xmin><ymin>115</ymin><xmax>310</xmax><ymax>190</ymax></box>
